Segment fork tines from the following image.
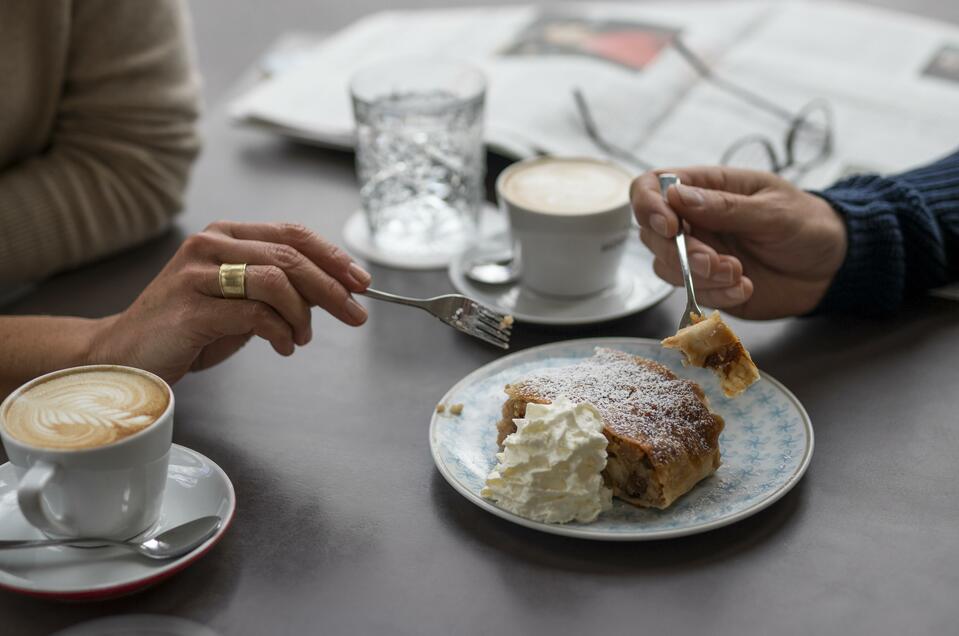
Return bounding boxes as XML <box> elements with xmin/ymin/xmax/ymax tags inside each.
<box><xmin>464</xmin><ymin>303</ymin><xmax>512</xmax><ymax>350</ymax></box>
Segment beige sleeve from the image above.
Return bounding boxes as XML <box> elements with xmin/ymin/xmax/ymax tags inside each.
<box><xmin>0</xmin><ymin>0</ymin><xmax>201</xmax><ymax>285</ymax></box>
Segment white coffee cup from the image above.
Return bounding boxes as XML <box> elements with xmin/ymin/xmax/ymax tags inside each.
<box><xmin>0</xmin><ymin>365</ymin><xmax>174</xmax><ymax>540</ymax></box>
<box><xmin>496</xmin><ymin>156</ymin><xmax>634</xmax><ymax>297</ymax></box>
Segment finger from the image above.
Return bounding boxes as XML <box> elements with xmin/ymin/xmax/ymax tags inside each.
<box><xmin>640</xmin><ymin>228</ymin><xmax>720</xmax><ymax>274</ymax></box>
<box><xmin>695</xmin><ymin>277</ymin><xmax>755</xmax><ymax>309</ymax></box>
<box><xmin>664</xmin><ymin>183</ymin><xmax>768</xmax><ymax>234</ymax></box>
<box><xmin>205</xmin><ymin>221</ymin><xmax>371</xmax><ymax>292</ymax></box>
<box><xmin>245</xmin><ymin>266</ymin><xmax>313</xmax><ymax>345</ymax></box>
<box><xmin>652</xmin><ymin>259</ymin><xmax>755</xmax><ymax>307</ymax></box>
<box><xmin>632</xmin><ymin>166</ymin><xmax>781</xmax><ymax>238</ymax></box>
<box><xmin>191</xmin><ymin>298</ymin><xmax>296</xmax><ymax>357</ymax></box>
<box><xmin>191</xmin><ymin>334</ymin><xmax>253</xmax><ymax>372</ymax></box>
<box><xmin>648</xmin><ymin>250</ymin><xmax>743</xmax><ymax>291</ymax></box>
<box><xmin>630</xmin><ymin>171</ymin><xmax>681</xmax><ymax>238</ymax></box>
<box><xmin>198</xmin><ymin>234</ymin><xmax>368</xmax><ymax>326</ymax></box>
<box><xmin>194</xmin><ymin>265</ymin><xmax>312</xmax><ymax>346</ymax></box>
<box><xmin>640</xmin><ymin>228</ymin><xmax>743</xmax><ymax>287</ymax></box>
<box><xmin>655</xmin><ymin>165</ymin><xmax>776</xmax><ymax>196</ymax></box>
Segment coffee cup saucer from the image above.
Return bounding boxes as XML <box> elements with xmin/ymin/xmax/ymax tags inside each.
<box><xmin>343</xmin><ymin>203</ymin><xmax>505</xmax><ymax>270</ymax></box>
<box><xmin>449</xmin><ymin>234</ymin><xmax>673</xmax><ymax>325</ymax></box>
<box><xmin>0</xmin><ymin>444</ymin><xmax>235</xmax><ymax>601</ymax></box>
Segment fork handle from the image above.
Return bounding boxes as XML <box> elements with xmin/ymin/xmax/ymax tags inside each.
<box><xmin>360</xmin><ymin>288</ymin><xmax>430</xmax><ymax>312</ymax></box>
<box><xmin>659</xmin><ymin>174</ymin><xmax>704</xmax><ymax>320</ymax></box>
<box><xmin>674</xmin><ymin>232</ymin><xmax>702</xmax><ymax>314</ymax></box>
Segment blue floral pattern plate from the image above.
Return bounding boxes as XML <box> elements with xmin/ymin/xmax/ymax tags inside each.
<box><xmin>430</xmin><ymin>338</ymin><xmax>813</xmax><ymax>541</ymax></box>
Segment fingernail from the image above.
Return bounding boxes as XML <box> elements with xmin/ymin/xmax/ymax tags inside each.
<box><xmin>346</xmin><ymin>297</ymin><xmax>368</xmax><ymax>323</ymax></box>
<box><xmin>303</xmin><ymin>325</ymin><xmax>313</xmax><ymax>344</ymax></box>
<box><xmin>725</xmin><ymin>284</ymin><xmax>745</xmax><ymax>301</ymax></box>
<box><xmin>348</xmin><ymin>262</ymin><xmax>372</xmax><ymax>286</ymax></box>
<box><xmin>676</xmin><ymin>184</ymin><xmax>705</xmax><ymax>208</ymax></box>
<box><xmin>650</xmin><ymin>214</ymin><xmax>669</xmax><ymax>237</ymax></box>
<box><xmin>691</xmin><ymin>253</ymin><xmax>710</xmax><ymax>277</ymax></box>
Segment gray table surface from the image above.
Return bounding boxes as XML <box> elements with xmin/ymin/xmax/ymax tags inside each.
<box><xmin>2</xmin><ymin>1</ymin><xmax>959</xmax><ymax>634</ymax></box>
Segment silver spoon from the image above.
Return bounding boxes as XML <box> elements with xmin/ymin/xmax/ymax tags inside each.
<box><xmin>0</xmin><ymin>515</ymin><xmax>222</xmax><ymax>560</ymax></box>
<box><xmin>659</xmin><ymin>173</ymin><xmax>704</xmax><ymax>330</ymax></box>
<box><xmin>464</xmin><ymin>246</ymin><xmax>521</xmax><ymax>285</ymax></box>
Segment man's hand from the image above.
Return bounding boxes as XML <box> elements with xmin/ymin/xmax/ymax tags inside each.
<box><xmin>91</xmin><ymin>222</ymin><xmax>372</xmax><ymax>385</ymax></box>
<box><xmin>631</xmin><ymin>167</ymin><xmax>847</xmax><ymax>319</ymax></box>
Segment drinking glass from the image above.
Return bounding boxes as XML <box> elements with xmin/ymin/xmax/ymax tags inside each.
<box><xmin>351</xmin><ymin>60</ymin><xmax>486</xmax><ymax>264</ymax></box>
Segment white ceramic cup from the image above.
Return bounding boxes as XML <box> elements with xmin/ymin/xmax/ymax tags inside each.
<box><xmin>0</xmin><ymin>365</ymin><xmax>174</xmax><ymax>540</ymax></box>
<box><xmin>496</xmin><ymin>156</ymin><xmax>634</xmax><ymax>297</ymax></box>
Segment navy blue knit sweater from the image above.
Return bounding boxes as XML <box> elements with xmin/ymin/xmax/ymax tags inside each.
<box><xmin>813</xmin><ymin>148</ymin><xmax>959</xmax><ymax>315</ymax></box>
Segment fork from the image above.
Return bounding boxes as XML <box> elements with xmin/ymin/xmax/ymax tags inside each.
<box><xmin>659</xmin><ymin>173</ymin><xmax>705</xmax><ymax>331</ymax></box>
<box><xmin>360</xmin><ymin>288</ymin><xmax>512</xmax><ymax>350</ymax></box>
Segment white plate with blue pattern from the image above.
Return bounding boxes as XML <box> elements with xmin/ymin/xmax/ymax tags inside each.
<box><xmin>430</xmin><ymin>338</ymin><xmax>813</xmax><ymax>540</ymax></box>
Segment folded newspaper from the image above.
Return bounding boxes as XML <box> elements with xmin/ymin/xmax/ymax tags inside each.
<box><xmin>230</xmin><ymin>0</ymin><xmax>959</xmax><ymax>191</ymax></box>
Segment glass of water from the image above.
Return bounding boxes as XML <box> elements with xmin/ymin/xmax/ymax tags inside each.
<box><xmin>351</xmin><ymin>60</ymin><xmax>486</xmax><ymax>265</ymax></box>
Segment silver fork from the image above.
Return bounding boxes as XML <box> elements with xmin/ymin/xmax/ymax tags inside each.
<box><xmin>659</xmin><ymin>173</ymin><xmax>705</xmax><ymax>331</ymax></box>
<box><xmin>361</xmin><ymin>288</ymin><xmax>512</xmax><ymax>350</ymax></box>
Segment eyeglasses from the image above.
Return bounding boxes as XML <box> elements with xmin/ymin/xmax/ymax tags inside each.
<box><xmin>574</xmin><ymin>35</ymin><xmax>834</xmax><ymax>176</ymax></box>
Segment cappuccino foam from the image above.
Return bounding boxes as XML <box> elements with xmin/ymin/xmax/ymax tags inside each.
<box><xmin>3</xmin><ymin>369</ymin><xmax>169</xmax><ymax>450</ymax></box>
<box><xmin>501</xmin><ymin>158</ymin><xmax>632</xmax><ymax>215</ymax></box>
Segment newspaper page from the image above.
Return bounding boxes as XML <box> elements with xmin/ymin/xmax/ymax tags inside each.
<box><xmin>643</xmin><ymin>0</ymin><xmax>959</xmax><ymax>189</ymax></box>
<box><xmin>229</xmin><ymin>2</ymin><xmax>774</xmax><ymax>159</ymax></box>
<box><xmin>232</xmin><ymin>0</ymin><xmax>959</xmax><ymax>189</ymax></box>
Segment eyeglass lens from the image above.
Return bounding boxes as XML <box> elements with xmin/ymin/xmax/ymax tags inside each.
<box><xmin>788</xmin><ymin>102</ymin><xmax>832</xmax><ymax>167</ymax></box>
<box><xmin>721</xmin><ymin>136</ymin><xmax>781</xmax><ymax>172</ymax></box>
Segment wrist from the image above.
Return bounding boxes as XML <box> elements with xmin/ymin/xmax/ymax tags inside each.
<box><xmin>813</xmin><ymin>193</ymin><xmax>848</xmax><ymax>281</ymax></box>
<box><xmin>0</xmin><ymin>315</ymin><xmax>123</xmax><ymax>399</ymax></box>
<box><xmin>83</xmin><ymin>314</ymin><xmax>123</xmax><ymax>366</ymax></box>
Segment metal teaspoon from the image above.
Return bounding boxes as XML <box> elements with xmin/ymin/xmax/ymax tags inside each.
<box><xmin>0</xmin><ymin>515</ymin><xmax>223</xmax><ymax>560</ymax></box>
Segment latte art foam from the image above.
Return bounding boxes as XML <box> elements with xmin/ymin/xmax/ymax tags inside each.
<box><xmin>500</xmin><ymin>158</ymin><xmax>632</xmax><ymax>215</ymax></box>
<box><xmin>3</xmin><ymin>369</ymin><xmax>169</xmax><ymax>450</ymax></box>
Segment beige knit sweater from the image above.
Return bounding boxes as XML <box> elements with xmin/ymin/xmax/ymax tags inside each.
<box><xmin>0</xmin><ymin>0</ymin><xmax>201</xmax><ymax>285</ymax></box>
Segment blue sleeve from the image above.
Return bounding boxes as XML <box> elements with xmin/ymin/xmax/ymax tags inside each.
<box><xmin>811</xmin><ymin>148</ymin><xmax>959</xmax><ymax>315</ymax></box>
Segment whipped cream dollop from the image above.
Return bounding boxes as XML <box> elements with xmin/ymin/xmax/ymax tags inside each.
<box><xmin>481</xmin><ymin>395</ymin><xmax>612</xmax><ymax>524</ymax></box>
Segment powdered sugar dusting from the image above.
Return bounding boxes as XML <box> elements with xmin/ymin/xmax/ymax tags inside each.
<box><xmin>507</xmin><ymin>348</ymin><xmax>720</xmax><ymax>465</ymax></box>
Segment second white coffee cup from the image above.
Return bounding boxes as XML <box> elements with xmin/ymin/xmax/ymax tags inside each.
<box><xmin>496</xmin><ymin>156</ymin><xmax>634</xmax><ymax>297</ymax></box>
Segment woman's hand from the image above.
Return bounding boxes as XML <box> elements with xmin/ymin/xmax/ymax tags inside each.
<box><xmin>90</xmin><ymin>221</ymin><xmax>371</xmax><ymax>384</ymax></box>
<box><xmin>630</xmin><ymin>167</ymin><xmax>848</xmax><ymax>319</ymax></box>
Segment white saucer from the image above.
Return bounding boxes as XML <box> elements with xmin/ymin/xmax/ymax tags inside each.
<box><xmin>343</xmin><ymin>203</ymin><xmax>505</xmax><ymax>270</ymax></box>
<box><xmin>0</xmin><ymin>444</ymin><xmax>236</xmax><ymax>600</ymax></box>
<box><xmin>449</xmin><ymin>235</ymin><xmax>674</xmax><ymax>325</ymax></box>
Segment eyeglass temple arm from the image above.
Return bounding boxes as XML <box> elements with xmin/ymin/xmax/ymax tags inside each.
<box><xmin>572</xmin><ymin>89</ymin><xmax>655</xmax><ymax>172</ymax></box>
<box><xmin>671</xmin><ymin>37</ymin><xmax>795</xmax><ymax>123</ymax></box>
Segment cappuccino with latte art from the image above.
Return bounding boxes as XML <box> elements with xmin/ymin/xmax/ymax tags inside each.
<box><xmin>0</xmin><ymin>365</ymin><xmax>174</xmax><ymax>539</ymax></box>
<box><xmin>2</xmin><ymin>367</ymin><xmax>169</xmax><ymax>450</ymax></box>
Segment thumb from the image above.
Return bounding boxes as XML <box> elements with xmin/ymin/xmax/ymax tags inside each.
<box><xmin>666</xmin><ymin>182</ymin><xmax>764</xmax><ymax>234</ymax></box>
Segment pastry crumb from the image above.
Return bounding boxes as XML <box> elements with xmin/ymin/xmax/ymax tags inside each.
<box><xmin>499</xmin><ymin>315</ymin><xmax>514</xmax><ymax>330</ymax></box>
<box><xmin>450</xmin><ymin>403</ymin><xmax>464</xmax><ymax>415</ymax></box>
<box><xmin>436</xmin><ymin>403</ymin><xmax>446</xmax><ymax>413</ymax></box>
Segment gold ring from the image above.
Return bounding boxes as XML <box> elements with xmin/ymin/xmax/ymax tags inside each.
<box><xmin>218</xmin><ymin>263</ymin><xmax>247</xmax><ymax>299</ymax></box>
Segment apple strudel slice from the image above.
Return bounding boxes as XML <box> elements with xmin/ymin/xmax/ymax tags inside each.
<box><xmin>497</xmin><ymin>348</ymin><xmax>724</xmax><ymax>509</ymax></box>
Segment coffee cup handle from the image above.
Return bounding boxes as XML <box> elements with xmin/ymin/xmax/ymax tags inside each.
<box><xmin>17</xmin><ymin>461</ymin><xmax>74</xmax><ymax>536</ymax></box>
